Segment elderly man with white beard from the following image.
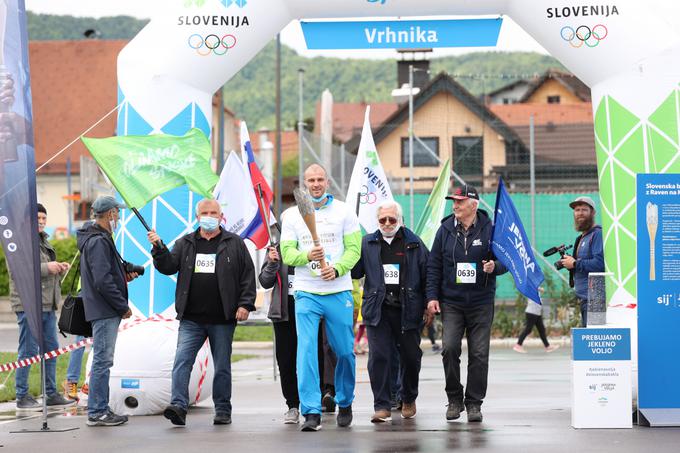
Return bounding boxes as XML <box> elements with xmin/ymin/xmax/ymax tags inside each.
<box><xmin>352</xmin><ymin>200</ymin><xmax>431</xmax><ymax>422</ymax></box>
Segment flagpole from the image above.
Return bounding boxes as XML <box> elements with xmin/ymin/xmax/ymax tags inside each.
<box><xmin>131</xmin><ymin>207</ymin><xmax>163</xmax><ymax>247</ymax></box>
<box><xmin>256</xmin><ymin>184</ymin><xmax>274</xmax><ymax>246</ymax></box>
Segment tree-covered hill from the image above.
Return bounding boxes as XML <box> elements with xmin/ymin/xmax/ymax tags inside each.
<box><xmin>27</xmin><ymin>12</ymin><xmax>563</xmax><ymax>129</ymax></box>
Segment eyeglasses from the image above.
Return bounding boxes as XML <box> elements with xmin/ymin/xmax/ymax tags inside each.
<box><xmin>378</xmin><ymin>216</ymin><xmax>398</xmax><ymax>225</ymax></box>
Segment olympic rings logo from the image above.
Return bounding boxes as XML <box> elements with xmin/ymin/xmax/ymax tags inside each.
<box><xmin>188</xmin><ymin>33</ymin><xmax>237</xmax><ymax>56</ymax></box>
<box><xmin>359</xmin><ymin>185</ymin><xmax>377</xmax><ymax>205</ymax></box>
<box><xmin>560</xmin><ymin>24</ymin><xmax>608</xmax><ymax>48</ymax></box>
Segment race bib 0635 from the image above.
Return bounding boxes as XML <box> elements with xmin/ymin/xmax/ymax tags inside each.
<box><xmin>195</xmin><ymin>253</ymin><xmax>216</xmax><ymax>274</ymax></box>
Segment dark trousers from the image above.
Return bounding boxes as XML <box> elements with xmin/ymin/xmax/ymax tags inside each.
<box><xmin>318</xmin><ymin>322</ymin><xmax>337</xmax><ymax>394</ymax></box>
<box><xmin>273</xmin><ymin>298</ymin><xmax>300</xmax><ymax>409</ymax></box>
<box><xmin>440</xmin><ymin>303</ymin><xmax>494</xmax><ymax>408</ymax></box>
<box><xmin>366</xmin><ymin>305</ymin><xmax>422</xmax><ymax>411</ymax></box>
<box><xmin>579</xmin><ymin>300</ymin><xmax>587</xmax><ymax>327</ymax></box>
<box><xmin>517</xmin><ymin>313</ymin><xmax>550</xmax><ymax>347</ymax></box>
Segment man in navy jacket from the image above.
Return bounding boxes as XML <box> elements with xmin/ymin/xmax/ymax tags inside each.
<box><xmin>558</xmin><ymin>196</ymin><xmax>604</xmax><ymax>327</ymax></box>
<box><xmin>352</xmin><ymin>200</ymin><xmax>430</xmax><ymax>422</ymax></box>
<box><xmin>426</xmin><ymin>185</ymin><xmax>507</xmax><ymax>423</ymax></box>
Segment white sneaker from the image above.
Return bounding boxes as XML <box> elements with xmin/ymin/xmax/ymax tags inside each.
<box><xmin>513</xmin><ymin>344</ymin><xmax>527</xmax><ymax>353</ymax></box>
<box><xmin>284</xmin><ymin>407</ymin><xmax>300</xmax><ymax>424</ymax></box>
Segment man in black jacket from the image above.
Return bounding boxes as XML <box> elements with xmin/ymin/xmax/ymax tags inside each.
<box><xmin>352</xmin><ymin>200</ymin><xmax>431</xmax><ymax>422</ymax></box>
<box><xmin>77</xmin><ymin>196</ymin><xmax>138</xmax><ymax>427</ymax></box>
<box><xmin>426</xmin><ymin>185</ymin><xmax>507</xmax><ymax>423</ymax></box>
<box><xmin>147</xmin><ymin>198</ymin><xmax>256</xmax><ymax>427</ymax></box>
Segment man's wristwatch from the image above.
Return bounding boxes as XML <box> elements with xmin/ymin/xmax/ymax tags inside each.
<box><xmin>334</xmin><ymin>269</ymin><xmax>339</xmax><ymax>278</ymax></box>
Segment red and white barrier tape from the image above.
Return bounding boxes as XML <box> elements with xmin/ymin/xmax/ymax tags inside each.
<box><xmin>0</xmin><ymin>314</ymin><xmax>177</xmax><ymax>373</ymax></box>
<box><xmin>0</xmin><ymin>337</ymin><xmax>93</xmax><ymax>373</ymax></box>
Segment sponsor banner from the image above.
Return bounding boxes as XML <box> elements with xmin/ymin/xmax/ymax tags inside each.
<box><xmin>572</xmin><ymin>328</ymin><xmax>631</xmax><ymax>361</ymax></box>
<box><xmin>637</xmin><ymin>174</ymin><xmax>680</xmax><ymax>411</ymax></box>
<box><xmin>571</xmin><ymin>327</ymin><xmax>632</xmax><ymax>428</ymax></box>
<box><xmin>301</xmin><ymin>18</ymin><xmax>502</xmax><ymax>50</ymax></box>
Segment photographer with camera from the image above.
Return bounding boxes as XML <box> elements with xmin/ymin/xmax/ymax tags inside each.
<box><xmin>77</xmin><ymin>196</ymin><xmax>140</xmax><ymax>427</ymax></box>
<box><xmin>147</xmin><ymin>198</ymin><xmax>256</xmax><ymax>427</ymax></box>
<box><xmin>557</xmin><ymin>196</ymin><xmax>604</xmax><ymax>327</ymax></box>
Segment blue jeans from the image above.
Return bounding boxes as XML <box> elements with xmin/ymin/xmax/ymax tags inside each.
<box><xmin>15</xmin><ymin>311</ymin><xmax>59</xmax><ymax>399</ymax></box>
<box><xmin>88</xmin><ymin>316</ymin><xmax>121</xmax><ymax>418</ymax></box>
<box><xmin>171</xmin><ymin>319</ymin><xmax>236</xmax><ymax>415</ymax></box>
<box><xmin>295</xmin><ymin>291</ymin><xmax>355</xmax><ymax>415</ymax></box>
<box><xmin>66</xmin><ymin>335</ymin><xmax>86</xmax><ymax>383</ymax></box>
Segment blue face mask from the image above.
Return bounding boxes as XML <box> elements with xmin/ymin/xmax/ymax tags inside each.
<box><xmin>199</xmin><ymin>216</ymin><xmax>219</xmax><ymax>232</ymax></box>
<box><xmin>311</xmin><ymin>193</ymin><xmax>329</xmax><ymax>203</ymax></box>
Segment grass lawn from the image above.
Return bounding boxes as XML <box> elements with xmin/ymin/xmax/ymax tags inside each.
<box><xmin>0</xmin><ymin>352</ymin><xmax>254</xmax><ymax>403</ymax></box>
<box><xmin>233</xmin><ymin>324</ymin><xmax>273</xmax><ymax>342</ymax></box>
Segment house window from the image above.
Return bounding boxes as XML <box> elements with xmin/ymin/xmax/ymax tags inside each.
<box><xmin>547</xmin><ymin>95</ymin><xmax>561</xmax><ymax>104</ymax></box>
<box><xmin>453</xmin><ymin>137</ymin><xmax>483</xmax><ymax>177</ymax></box>
<box><xmin>73</xmin><ymin>192</ymin><xmax>93</xmax><ymax>221</ymax></box>
<box><xmin>401</xmin><ymin>137</ymin><xmax>439</xmax><ymax>167</ymax></box>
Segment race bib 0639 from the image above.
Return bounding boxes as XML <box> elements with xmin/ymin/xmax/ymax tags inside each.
<box><xmin>195</xmin><ymin>253</ymin><xmax>216</xmax><ymax>274</ymax></box>
<box><xmin>456</xmin><ymin>262</ymin><xmax>476</xmax><ymax>284</ymax></box>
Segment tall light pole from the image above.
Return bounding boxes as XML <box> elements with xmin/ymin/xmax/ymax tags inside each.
<box><xmin>298</xmin><ymin>68</ymin><xmax>305</xmax><ymax>187</ymax></box>
<box><xmin>408</xmin><ymin>64</ymin><xmax>415</xmax><ymax>228</ymax></box>
<box><xmin>275</xmin><ymin>33</ymin><xmax>282</xmax><ymax>218</ymax></box>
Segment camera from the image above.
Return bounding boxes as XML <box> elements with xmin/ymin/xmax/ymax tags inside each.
<box><xmin>542</xmin><ymin>244</ymin><xmax>573</xmax><ymax>270</ymax></box>
<box><xmin>124</xmin><ymin>261</ymin><xmax>145</xmax><ymax>276</ymax></box>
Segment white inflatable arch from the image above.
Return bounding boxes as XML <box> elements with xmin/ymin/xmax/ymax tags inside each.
<box><xmin>110</xmin><ymin>0</ymin><xmax>680</xmax><ymax>414</ymax></box>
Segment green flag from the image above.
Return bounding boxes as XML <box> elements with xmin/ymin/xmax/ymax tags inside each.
<box><xmin>81</xmin><ymin>128</ymin><xmax>218</xmax><ymax>209</ymax></box>
<box><xmin>414</xmin><ymin>158</ymin><xmax>451</xmax><ymax>249</ymax></box>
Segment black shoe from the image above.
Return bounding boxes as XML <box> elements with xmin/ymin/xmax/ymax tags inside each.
<box><xmin>45</xmin><ymin>393</ymin><xmax>77</xmax><ymax>408</ymax></box>
<box><xmin>16</xmin><ymin>395</ymin><xmax>42</xmax><ymax>411</ymax></box>
<box><xmin>163</xmin><ymin>405</ymin><xmax>187</xmax><ymax>426</ymax></box>
<box><xmin>446</xmin><ymin>402</ymin><xmax>464</xmax><ymax>421</ymax></box>
<box><xmin>467</xmin><ymin>405</ymin><xmax>483</xmax><ymax>423</ymax></box>
<box><xmin>87</xmin><ymin>410</ymin><xmax>128</xmax><ymax>427</ymax></box>
<box><xmin>301</xmin><ymin>413</ymin><xmax>322</xmax><ymax>432</ymax></box>
<box><xmin>214</xmin><ymin>413</ymin><xmax>232</xmax><ymax>425</ymax></box>
<box><xmin>322</xmin><ymin>392</ymin><xmax>336</xmax><ymax>413</ymax></box>
<box><xmin>336</xmin><ymin>405</ymin><xmax>352</xmax><ymax>427</ymax></box>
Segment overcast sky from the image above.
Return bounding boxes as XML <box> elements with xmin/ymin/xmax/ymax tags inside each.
<box><xmin>24</xmin><ymin>0</ymin><xmax>548</xmax><ymax>59</ymax></box>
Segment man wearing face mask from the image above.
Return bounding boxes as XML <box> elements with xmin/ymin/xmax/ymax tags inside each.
<box><xmin>558</xmin><ymin>196</ymin><xmax>604</xmax><ymax>327</ymax></box>
<box><xmin>147</xmin><ymin>198</ymin><xmax>256</xmax><ymax>427</ymax></box>
<box><xmin>351</xmin><ymin>200</ymin><xmax>430</xmax><ymax>423</ymax></box>
<box><xmin>281</xmin><ymin>164</ymin><xmax>361</xmax><ymax>432</ymax></box>
<box><xmin>77</xmin><ymin>195</ymin><xmax>139</xmax><ymax>426</ymax></box>
<box><xmin>426</xmin><ymin>185</ymin><xmax>507</xmax><ymax>423</ymax></box>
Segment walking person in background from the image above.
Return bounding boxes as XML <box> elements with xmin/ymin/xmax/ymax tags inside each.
<box><xmin>513</xmin><ymin>292</ymin><xmax>560</xmax><ymax>353</ymax></box>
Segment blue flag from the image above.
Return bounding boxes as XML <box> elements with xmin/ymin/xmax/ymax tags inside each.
<box><xmin>0</xmin><ymin>1</ymin><xmax>43</xmax><ymax>349</ymax></box>
<box><xmin>491</xmin><ymin>178</ymin><xmax>544</xmax><ymax>303</ymax></box>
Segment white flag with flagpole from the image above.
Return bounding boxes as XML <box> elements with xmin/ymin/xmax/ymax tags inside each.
<box><xmin>346</xmin><ymin>106</ymin><xmax>394</xmax><ymax>233</ymax></box>
<box><xmin>213</xmin><ymin>151</ymin><xmax>259</xmax><ymax>236</ymax></box>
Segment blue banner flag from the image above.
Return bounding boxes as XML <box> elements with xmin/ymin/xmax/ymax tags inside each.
<box><xmin>301</xmin><ymin>18</ymin><xmax>502</xmax><ymax>50</ymax></box>
<box><xmin>491</xmin><ymin>178</ymin><xmax>544</xmax><ymax>303</ymax></box>
<box><xmin>0</xmin><ymin>1</ymin><xmax>43</xmax><ymax>347</ymax></box>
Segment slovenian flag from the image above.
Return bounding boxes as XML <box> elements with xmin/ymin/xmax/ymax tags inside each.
<box><xmin>240</xmin><ymin>121</ymin><xmax>274</xmax><ymax>249</ymax></box>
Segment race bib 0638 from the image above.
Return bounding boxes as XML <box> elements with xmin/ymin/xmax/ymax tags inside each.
<box><xmin>383</xmin><ymin>264</ymin><xmax>400</xmax><ymax>285</ymax></box>
<box><xmin>456</xmin><ymin>262</ymin><xmax>476</xmax><ymax>284</ymax></box>
<box><xmin>307</xmin><ymin>255</ymin><xmax>333</xmax><ymax>277</ymax></box>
